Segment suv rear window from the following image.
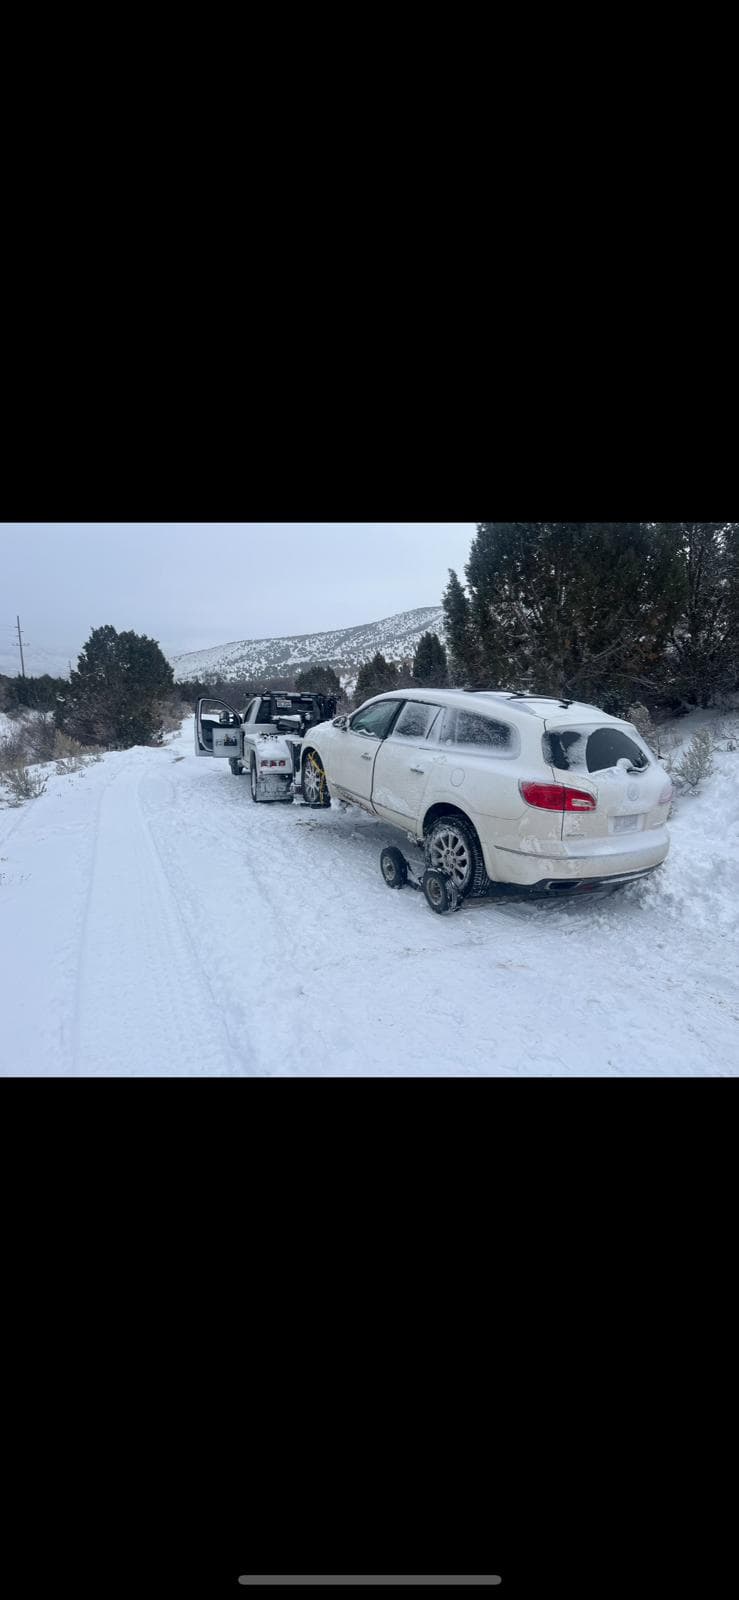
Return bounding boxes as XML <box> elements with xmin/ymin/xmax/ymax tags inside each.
<box><xmin>543</xmin><ymin>727</ymin><xmax>650</xmax><ymax>774</ymax></box>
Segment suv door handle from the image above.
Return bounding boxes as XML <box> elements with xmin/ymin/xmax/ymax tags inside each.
<box><xmin>410</xmin><ymin>765</ymin><xmax>425</xmax><ymax>775</ymax></box>
<box><xmin>362</xmin><ymin>752</ymin><xmax>373</xmax><ymax>761</ymax></box>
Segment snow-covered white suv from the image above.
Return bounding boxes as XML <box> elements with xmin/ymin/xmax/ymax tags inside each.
<box><xmin>300</xmin><ymin>689</ymin><xmax>673</xmax><ymax>898</ymax></box>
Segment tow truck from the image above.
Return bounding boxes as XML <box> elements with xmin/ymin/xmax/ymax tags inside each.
<box><xmin>195</xmin><ymin>691</ymin><xmax>337</xmax><ymax>804</ymax></box>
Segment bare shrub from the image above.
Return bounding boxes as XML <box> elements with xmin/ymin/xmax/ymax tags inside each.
<box><xmin>710</xmin><ymin>722</ymin><xmax>739</xmax><ymax>754</ymax></box>
<box><xmin>0</xmin><ymin>718</ymin><xmax>102</xmax><ymax>772</ymax></box>
<box><xmin>0</xmin><ymin>724</ymin><xmax>31</xmax><ymax>770</ymax></box>
<box><xmin>25</xmin><ymin>713</ymin><xmax>57</xmax><ymax>762</ymax></box>
<box><xmin>628</xmin><ymin>703</ymin><xmax>658</xmax><ymax>747</ymax></box>
<box><xmin>0</xmin><ymin>765</ymin><xmax>48</xmax><ymax>806</ymax></box>
<box><xmin>673</xmin><ymin>729</ymin><xmax>715</xmax><ymax>792</ymax></box>
<box><xmin>53</xmin><ymin>728</ymin><xmax>104</xmax><ymax>774</ymax></box>
<box><xmin>53</xmin><ymin>728</ymin><xmax>88</xmax><ymax>760</ymax></box>
<box><xmin>151</xmin><ymin>697</ymin><xmax>190</xmax><ymax>742</ymax></box>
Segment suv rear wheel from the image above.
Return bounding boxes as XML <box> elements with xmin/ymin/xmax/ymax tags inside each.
<box><xmin>424</xmin><ymin>814</ymin><xmax>487</xmax><ymax>900</ymax></box>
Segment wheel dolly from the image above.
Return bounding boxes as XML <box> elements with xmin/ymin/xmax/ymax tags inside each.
<box><xmin>379</xmin><ymin>845</ymin><xmax>463</xmax><ymax>916</ymax></box>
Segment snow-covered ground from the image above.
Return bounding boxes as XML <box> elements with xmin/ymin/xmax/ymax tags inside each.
<box><xmin>1</xmin><ymin>713</ymin><xmax>737</xmax><ymax>1076</ymax></box>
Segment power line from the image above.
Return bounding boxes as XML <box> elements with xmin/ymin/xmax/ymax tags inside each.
<box><xmin>0</xmin><ymin>616</ymin><xmax>29</xmax><ymax>674</ymax></box>
<box><xmin>16</xmin><ymin>615</ymin><xmax>26</xmax><ymax>677</ymax></box>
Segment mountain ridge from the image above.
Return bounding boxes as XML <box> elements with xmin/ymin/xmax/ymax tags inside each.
<box><xmin>170</xmin><ymin>605</ymin><xmax>447</xmax><ymax>686</ymax></box>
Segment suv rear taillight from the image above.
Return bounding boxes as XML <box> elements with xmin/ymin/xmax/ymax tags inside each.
<box><xmin>519</xmin><ymin>781</ymin><xmax>597</xmax><ymax>812</ymax></box>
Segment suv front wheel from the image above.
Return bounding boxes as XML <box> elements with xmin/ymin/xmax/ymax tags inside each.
<box><xmin>424</xmin><ymin>814</ymin><xmax>487</xmax><ymax>900</ymax></box>
<box><xmin>302</xmin><ymin>749</ymin><xmax>331</xmax><ymax>809</ymax></box>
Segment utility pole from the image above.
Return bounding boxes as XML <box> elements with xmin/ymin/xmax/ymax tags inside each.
<box><xmin>16</xmin><ymin>615</ymin><xmax>26</xmax><ymax>678</ymax></box>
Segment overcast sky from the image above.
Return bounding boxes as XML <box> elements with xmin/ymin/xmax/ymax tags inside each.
<box><xmin>0</xmin><ymin>522</ymin><xmax>476</xmax><ymax>673</ymax></box>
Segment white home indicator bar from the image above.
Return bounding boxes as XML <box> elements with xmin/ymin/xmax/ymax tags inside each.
<box><xmin>238</xmin><ymin>1580</ymin><xmax>502</xmax><ymax>1588</ymax></box>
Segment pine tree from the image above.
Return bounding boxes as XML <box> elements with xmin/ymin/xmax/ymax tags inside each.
<box><xmin>295</xmin><ymin>664</ymin><xmax>343</xmax><ymax>700</ymax></box>
<box><xmin>442</xmin><ymin>570</ymin><xmax>481</xmax><ymax>684</ymax></box>
<box><xmin>354</xmin><ymin>652</ymin><xmax>399</xmax><ymax>705</ymax></box>
<box><xmin>728</xmin><ymin>524</ymin><xmax>739</xmax><ymax>691</ymax></box>
<box><xmin>459</xmin><ymin>522</ymin><xmax>685</xmax><ymax>710</ymax></box>
<box><xmin>412</xmin><ymin>632</ymin><xmax>449</xmax><ymax>687</ymax></box>
<box><xmin>58</xmin><ymin>626</ymin><xmax>174</xmax><ymax>748</ymax></box>
<box><xmin>658</xmin><ymin>523</ymin><xmax>739</xmax><ymax>706</ymax></box>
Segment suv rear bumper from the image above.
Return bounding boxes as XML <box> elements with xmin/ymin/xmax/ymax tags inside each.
<box><xmin>530</xmin><ymin>865</ymin><xmax>660</xmax><ymax>897</ymax></box>
<box><xmin>487</xmin><ymin>827</ymin><xmax>669</xmax><ymax>888</ymax></box>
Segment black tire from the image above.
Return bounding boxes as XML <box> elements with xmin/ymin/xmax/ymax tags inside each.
<box><xmin>229</xmin><ymin>758</ymin><xmax>244</xmax><ymax>776</ymax></box>
<box><xmin>302</xmin><ymin>749</ymin><xmax>331</xmax><ymax>809</ymax></box>
<box><xmin>380</xmin><ymin>847</ymin><xmax>408</xmax><ymax>890</ymax></box>
<box><xmin>424</xmin><ymin>813</ymin><xmax>486</xmax><ymax>900</ymax></box>
<box><xmin>422</xmin><ymin>869</ymin><xmax>461</xmax><ymax>916</ymax></box>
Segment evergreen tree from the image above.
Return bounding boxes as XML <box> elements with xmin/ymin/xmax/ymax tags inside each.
<box><xmin>295</xmin><ymin>664</ymin><xmax>344</xmax><ymax>700</ymax></box>
<box><xmin>658</xmin><ymin>523</ymin><xmax>739</xmax><ymax>706</ymax></box>
<box><xmin>7</xmin><ymin>674</ymin><xmax>69</xmax><ymax>712</ymax></box>
<box><xmin>58</xmin><ymin>626</ymin><xmax>174</xmax><ymax>748</ymax></box>
<box><xmin>442</xmin><ymin>570</ymin><xmax>481</xmax><ymax>684</ymax></box>
<box><xmin>354</xmin><ymin>652</ymin><xmax>399</xmax><ymax>705</ymax></box>
<box><xmin>728</xmin><ymin>524</ymin><xmax>739</xmax><ymax>691</ymax></box>
<box><xmin>413</xmin><ymin>632</ymin><xmax>449</xmax><ymax>687</ymax></box>
<box><xmin>459</xmin><ymin>522</ymin><xmax>685</xmax><ymax>710</ymax></box>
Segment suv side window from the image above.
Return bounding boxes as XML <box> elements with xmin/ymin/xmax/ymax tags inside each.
<box><xmin>392</xmin><ymin>702</ymin><xmax>443</xmax><ymax>741</ymax></box>
<box><xmin>350</xmin><ymin>701</ymin><xmax>403</xmax><ymax>739</ymax></box>
<box><xmin>439</xmin><ymin>709</ymin><xmax>515</xmax><ymax>752</ymax></box>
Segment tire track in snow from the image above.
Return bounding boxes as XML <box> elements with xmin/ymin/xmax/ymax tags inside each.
<box><xmin>136</xmin><ymin>765</ymin><xmax>258</xmax><ymax>1073</ymax></box>
<box><xmin>64</xmin><ymin>755</ymin><xmax>113</xmax><ymax>1073</ymax></box>
<box><xmin>140</xmin><ymin>763</ymin><xmax>307</xmax><ymax>1073</ymax></box>
<box><xmin>71</xmin><ymin>754</ymin><xmax>247</xmax><ymax>1076</ymax></box>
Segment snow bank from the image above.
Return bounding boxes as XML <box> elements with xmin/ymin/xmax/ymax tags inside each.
<box><xmin>639</xmin><ymin>712</ymin><xmax>739</xmax><ymax>937</ymax></box>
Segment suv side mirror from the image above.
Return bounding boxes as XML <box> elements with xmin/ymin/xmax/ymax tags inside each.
<box><xmin>333</xmin><ymin>715</ymin><xmax>349</xmax><ymax>730</ymax></box>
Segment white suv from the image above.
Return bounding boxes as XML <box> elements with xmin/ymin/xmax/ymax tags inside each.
<box><xmin>300</xmin><ymin>689</ymin><xmax>672</xmax><ymax>899</ymax></box>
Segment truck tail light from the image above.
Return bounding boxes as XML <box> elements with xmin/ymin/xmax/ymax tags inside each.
<box><xmin>519</xmin><ymin>781</ymin><xmax>597</xmax><ymax>812</ymax></box>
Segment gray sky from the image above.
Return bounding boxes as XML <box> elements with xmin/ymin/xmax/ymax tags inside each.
<box><xmin>0</xmin><ymin>523</ymin><xmax>475</xmax><ymax>674</ymax></box>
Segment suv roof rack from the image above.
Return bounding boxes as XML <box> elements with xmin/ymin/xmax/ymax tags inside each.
<box><xmin>505</xmin><ymin>692</ymin><xmax>575</xmax><ymax>708</ymax></box>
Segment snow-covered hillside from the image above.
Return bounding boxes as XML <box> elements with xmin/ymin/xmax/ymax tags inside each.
<box><xmin>1</xmin><ymin>710</ymin><xmax>737</xmax><ymax>1076</ymax></box>
<box><xmin>169</xmin><ymin>606</ymin><xmax>446</xmax><ymax>687</ymax></box>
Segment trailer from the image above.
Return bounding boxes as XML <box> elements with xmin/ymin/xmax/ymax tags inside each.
<box><xmin>194</xmin><ymin>692</ymin><xmax>337</xmax><ymax>803</ymax></box>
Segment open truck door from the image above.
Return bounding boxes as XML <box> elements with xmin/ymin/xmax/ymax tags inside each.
<box><xmin>195</xmin><ymin>698</ymin><xmax>243</xmax><ymax>760</ymax></box>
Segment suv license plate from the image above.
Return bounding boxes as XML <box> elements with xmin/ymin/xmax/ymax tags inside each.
<box><xmin>612</xmin><ymin>814</ymin><xmax>639</xmax><ymax>834</ymax></box>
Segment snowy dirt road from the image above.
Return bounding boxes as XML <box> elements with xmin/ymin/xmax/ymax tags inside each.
<box><xmin>1</xmin><ymin>717</ymin><xmax>738</xmax><ymax>1075</ymax></box>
